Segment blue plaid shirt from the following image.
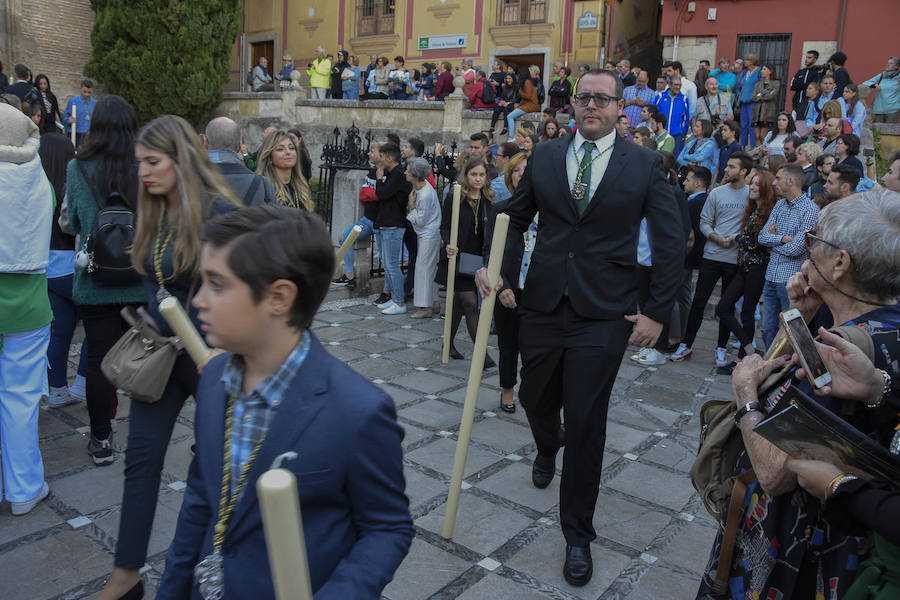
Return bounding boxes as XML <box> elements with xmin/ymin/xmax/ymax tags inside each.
<box><xmin>221</xmin><ymin>333</ymin><xmax>311</xmax><ymax>494</ymax></box>
<box><xmin>757</xmin><ymin>194</ymin><xmax>819</xmax><ymax>283</ymax></box>
<box><xmin>622</xmin><ymin>84</ymin><xmax>656</xmax><ymax>127</ymax></box>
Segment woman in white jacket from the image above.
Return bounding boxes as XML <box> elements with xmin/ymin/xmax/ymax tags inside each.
<box><xmin>405</xmin><ymin>158</ymin><xmax>441</xmax><ymax>318</ymax></box>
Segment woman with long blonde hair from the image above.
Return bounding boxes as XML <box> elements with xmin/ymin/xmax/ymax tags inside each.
<box><xmin>256</xmin><ymin>129</ymin><xmax>313</xmax><ymax>211</ymax></box>
<box><xmin>99</xmin><ymin>114</ymin><xmax>238</xmax><ymax>600</ymax></box>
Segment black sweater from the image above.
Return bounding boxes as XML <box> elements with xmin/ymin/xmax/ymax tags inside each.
<box><xmin>374</xmin><ymin>164</ymin><xmax>412</xmax><ymax>228</ymax></box>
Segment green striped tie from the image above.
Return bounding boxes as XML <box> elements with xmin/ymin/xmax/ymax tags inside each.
<box><xmin>575</xmin><ymin>141</ymin><xmax>596</xmax><ymax>216</ymax></box>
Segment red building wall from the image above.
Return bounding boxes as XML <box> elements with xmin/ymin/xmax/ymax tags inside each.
<box><xmin>660</xmin><ymin>0</ymin><xmax>898</xmax><ymax>109</ymax></box>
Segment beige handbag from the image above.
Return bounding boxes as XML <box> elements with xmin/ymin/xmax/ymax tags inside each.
<box><xmin>101</xmin><ymin>306</ymin><xmax>183</xmax><ymax>404</ymax></box>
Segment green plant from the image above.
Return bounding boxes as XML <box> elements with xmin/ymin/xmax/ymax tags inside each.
<box><xmin>85</xmin><ymin>0</ymin><xmax>240</xmax><ymax>125</ymax></box>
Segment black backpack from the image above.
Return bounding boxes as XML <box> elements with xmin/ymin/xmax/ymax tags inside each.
<box><xmin>77</xmin><ymin>163</ymin><xmax>142</xmax><ymax>286</ymax></box>
<box><xmin>536</xmin><ymin>80</ymin><xmax>546</xmax><ymax>106</ymax></box>
<box><xmin>246</xmin><ymin>69</ymin><xmax>255</xmax><ymax>87</ymax></box>
<box><xmin>480</xmin><ymin>80</ymin><xmax>496</xmax><ymax>104</ymax></box>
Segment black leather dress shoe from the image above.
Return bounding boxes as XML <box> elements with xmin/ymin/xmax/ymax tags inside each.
<box><xmin>564</xmin><ymin>544</ymin><xmax>593</xmax><ymax>586</ymax></box>
<box><xmin>531</xmin><ymin>454</ymin><xmax>555</xmax><ymax>489</ymax></box>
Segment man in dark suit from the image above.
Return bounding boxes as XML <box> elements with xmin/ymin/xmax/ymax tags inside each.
<box><xmin>204</xmin><ymin>116</ymin><xmax>275</xmax><ymax>206</ymax></box>
<box><xmin>476</xmin><ymin>69</ymin><xmax>684</xmax><ymax>587</ymax></box>
<box><xmin>5</xmin><ymin>63</ymin><xmax>36</xmax><ymax>104</ymax></box>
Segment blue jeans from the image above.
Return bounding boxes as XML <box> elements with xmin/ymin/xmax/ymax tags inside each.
<box><xmin>672</xmin><ymin>131</ymin><xmax>686</xmax><ymax>157</ymax></box>
<box><xmin>740</xmin><ymin>102</ymin><xmax>755</xmax><ymax>147</ymax></box>
<box><xmin>379</xmin><ymin>227</ymin><xmax>405</xmax><ymax>303</ymax></box>
<box><xmin>340</xmin><ymin>216</ymin><xmax>375</xmax><ymax>275</ymax></box>
<box><xmin>373</xmin><ymin>229</ymin><xmax>388</xmax><ymax>292</ymax></box>
<box><xmin>47</xmin><ymin>274</ymin><xmax>87</xmax><ymax>388</ymax></box>
<box><xmin>0</xmin><ymin>324</ymin><xmax>50</xmax><ymax>502</ymax></box>
<box><xmin>506</xmin><ymin>108</ymin><xmax>526</xmax><ymax>136</ymax></box>
<box><xmin>761</xmin><ymin>279</ymin><xmax>791</xmax><ymax>350</ymax></box>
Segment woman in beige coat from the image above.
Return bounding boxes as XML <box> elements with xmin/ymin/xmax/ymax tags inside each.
<box><xmin>752</xmin><ymin>65</ymin><xmax>781</xmax><ymax>147</ymax></box>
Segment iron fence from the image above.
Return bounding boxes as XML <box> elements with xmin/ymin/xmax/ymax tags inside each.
<box><xmin>315</xmin><ymin>125</ymin><xmax>459</xmax><ymax>280</ymax></box>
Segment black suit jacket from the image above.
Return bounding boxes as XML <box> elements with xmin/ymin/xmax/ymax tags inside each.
<box><xmin>502</xmin><ymin>136</ymin><xmax>684</xmax><ymax>324</ymax></box>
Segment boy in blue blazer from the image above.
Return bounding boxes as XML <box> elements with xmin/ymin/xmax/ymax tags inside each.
<box><xmin>157</xmin><ymin>205</ymin><xmax>413</xmax><ymax>599</ymax></box>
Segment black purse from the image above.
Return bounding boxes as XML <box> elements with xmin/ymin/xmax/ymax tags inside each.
<box><xmin>456</xmin><ymin>252</ymin><xmax>483</xmax><ymax>277</ymax></box>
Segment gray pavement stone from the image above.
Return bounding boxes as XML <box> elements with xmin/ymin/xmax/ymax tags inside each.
<box><xmin>0</xmin><ymin>529</ymin><xmax>111</xmax><ymax>600</ymax></box>
<box><xmin>402</xmin><ymin>465</ymin><xmax>447</xmax><ymax>510</ymax></box>
<box><xmin>604</xmin><ymin>421</ymin><xmax>653</xmax><ymax>454</ymax></box>
<box><xmin>0</xmin><ymin>500</ymin><xmax>64</xmax><ymax>546</ymax></box>
<box><xmin>455</xmin><ymin>572</ymin><xmax>550</xmax><ymax>599</ymax></box>
<box><xmin>343</xmin><ymin>336</ymin><xmax>407</xmax><ymax>355</ymax></box>
<box><xmin>37</xmin><ymin>408</ymin><xmax>75</xmax><ymax>437</ymax></box>
<box><xmin>632</xmin><ymin>384</ymin><xmax>696</xmax><ymax>412</ymax></box>
<box><xmin>593</xmin><ymin>491</ymin><xmax>673</xmax><ymax>552</ymax></box>
<box><xmin>655</xmin><ymin>521</ymin><xmax>716</xmax><ymax>574</ymax></box>
<box><xmin>507</xmin><ymin>528</ymin><xmax>632</xmax><ymax>600</ymax></box>
<box><xmin>391</xmin><ymin>371</ymin><xmax>463</xmax><ymax>394</ymax></box>
<box><xmin>347</xmin><ymin>356</ymin><xmax>413</xmax><ymax>380</ymax></box>
<box><xmin>92</xmin><ymin>499</ymin><xmax>181</xmax><ymax>559</ymax></box>
<box><xmin>50</xmin><ymin>462</ymin><xmax>126</xmax><ymax>515</ymax></box>
<box><xmin>321</xmin><ymin>343</ymin><xmax>368</xmax><ymax>363</ymax></box>
<box><xmin>383</xmin><ymin>538</ymin><xmax>472</xmax><ymax>600</ymax></box>
<box><xmin>400</xmin><ymin>423</ymin><xmax>434</xmax><ymax>449</ymax></box>
<box><xmin>475</xmin><ymin>462</ymin><xmax>560</xmax><ymax>513</ymax></box>
<box><xmin>606</xmin><ymin>462</ymin><xmax>697</xmax><ymax>512</ymax></box>
<box><xmin>40</xmin><ymin>432</ymin><xmax>92</xmax><ymax>478</ymax></box>
<box><xmin>416</xmin><ymin>492</ymin><xmax>533</xmax><ymax>556</ymax></box>
<box><xmin>468</xmin><ymin>417</ymin><xmax>533</xmax><ymax>454</ymax></box>
<box><xmin>379</xmin><ymin>383</ymin><xmax>426</xmax><ymax>408</ymax></box>
<box><xmin>399</xmin><ymin>399</ymin><xmax>466</xmax><ymax>430</ymax></box>
<box><xmin>406</xmin><ymin>437</ymin><xmax>504</xmax><ymax>478</ymax></box>
<box><xmin>625</xmin><ymin>565</ymin><xmax>703</xmax><ymax>600</ymax></box>
<box><xmin>642</xmin><ymin>439</ymin><xmax>698</xmax><ymax>473</ymax></box>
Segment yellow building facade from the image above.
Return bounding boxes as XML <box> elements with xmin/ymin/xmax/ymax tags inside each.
<box><xmin>229</xmin><ymin>0</ymin><xmax>662</xmax><ymax>92</ymax></box>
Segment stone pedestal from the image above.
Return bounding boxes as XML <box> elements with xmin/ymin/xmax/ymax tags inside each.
<box><xmin>442</xmin><ymin>95</ymin><xmax>464</xmax><ymax>132</ymax></box>
<box><xmin>331</xmin><ymin>169</ymin><xmax>371</xmax><ymax>295</ymax></box>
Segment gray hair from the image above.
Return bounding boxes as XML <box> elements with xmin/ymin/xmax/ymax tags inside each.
<box><xmin>818</xmin><ymin>187</ymin><xmax>900</xmax><ymax>300</ymax></box>
<box><xmin>205</xmin><ymin>116</ymin><xmax>241</xmax><ymax>151</ymax></box>
<box><xmin>408</xmin><ymin>157</ymin><xmax>431</xmax><ymax>181</ymax></box>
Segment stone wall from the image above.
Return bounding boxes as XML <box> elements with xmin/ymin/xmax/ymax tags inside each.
<box><xmin>215</xmin><ymin>91</ymin><xmax>545</xmax><ymax>172</ymax></box>
<box><xmin>662</xmin><ymin>36</ymin><xmax>717</xmax><ymax>80</ymax></box>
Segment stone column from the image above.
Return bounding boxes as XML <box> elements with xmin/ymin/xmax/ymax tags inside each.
<box><xmin>442</xmin><ymin>95</ymin><xmax>464</xmax><ymax>132</ymax></box>
<box><xmin>331</xmin><ymin>169</ymin><xmax>371</xmax><ymax>294</ymax></box>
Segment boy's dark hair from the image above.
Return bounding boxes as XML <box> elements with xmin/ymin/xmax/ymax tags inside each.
<box><xmin>14</xmin><ymin>63</ymin><xmax>28</xmax><ymax>79</ymax></box>
<box><xmin>723</xmin><ymin>119</ymin><xmax>741</xmax><ymax>138</ymax></box>
<box><xmin>808</xmin><ymin>50</ymin><xmax>820</xmax><ymax>60</ymax></box>
<box><xmin>202</xmin><ymin>205</ymin><xmax>334</xmax><ymax>330</ymax></box>
<box><xmin>640</xmin><ymin>137</ymin><xmax>658</xmax><ymax>151</ymax></box>
<box><xmin>729</xmin><ymin>151</ymin><xmax>753</xmax><ymax>176</ymax></box>
<box><xmin>385</xmin><ymin>133</ymin><xmax>400</xmax><ymax>147</ymax></box>
<box><xmin>831</xmin><ymin>163</ymin><xmax>861</xmax><ymax>190</ymax></box>
<box><xmin>407</xmin><ymin>137</ymin><xmax>425</xmax><ymax>157</ymax></box>
<box><xmin>470</xmin><ymin>131</ymin><xmax>489</xmax><ymax>146</ymax></box>
<box><xmin>542</xmin><ymin>107</ymin><xmax>557</xmax><ymax>118</ymax></box>
<box><xmin>684</xmin><ymin>164</ymin><xmax>712</xmax><ymax>189</ymax></box>
<box><xmin>670</xmin><ymin>60</ymin><xmax>684</xmax><ymax>75</ymax></box>
<box><xmin>81</xmin><ymin>79</ymin><xmax>94</xmax><ymax>88</ymax></box>
<box><xmin>393</xmin><ymin>56</ymin><xmax>405</xmax><ymax>65</ymax></box>
<box><xmin>783</xmin><ymin>134</ymin><xmax>801</xmax><ymax>150</ymax></box>
<box><xmin>652</xmin><ymin>111</ymin><xmax>667</xmax><ymax>128</ymax></box>
<box><xmin>379</xmin><ymin>142</ymin><xmax>401</xmax><ymax>164</ymax></box>
<box><xmin>829</xmin><ymin>51</ymin><xmax>847</xmax><ymax>66</ymax></box>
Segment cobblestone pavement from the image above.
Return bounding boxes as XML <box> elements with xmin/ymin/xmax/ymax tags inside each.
<box><xmin>0</xmin><ymin>289</ymin><xmax>740</xmax><ymax>600</ymax></box>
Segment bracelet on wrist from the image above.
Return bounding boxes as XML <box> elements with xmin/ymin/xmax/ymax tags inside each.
<box><xmin>734</xmin><ymin>401</ymin><xmax>762</xmax><ymax>425</ymax></box>
<box><xmin>826</xmin><ymin>474</ymin><xmax>859</xmax><ymax>499</ymax></box>
<box><xmin>865</xmin><ymin>369</ymin><xmax>892</xmax><ymax>409</ymax></box>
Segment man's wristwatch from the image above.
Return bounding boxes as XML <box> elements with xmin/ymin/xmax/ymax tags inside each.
<box><xmin>734</xmin><ymin>401</ymin><xmax>762</xmax><ymax>425</ymax></box>
<box><xmin>864</xmin><ymin>369</ymin><xmax>892</xmax><ymax>408</ymax></box>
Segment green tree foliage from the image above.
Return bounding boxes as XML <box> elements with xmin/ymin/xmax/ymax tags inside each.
<box><xmin>85</xmin><ymin>0</ymin><xmax>240</xmax><ymax>125</ymax></box>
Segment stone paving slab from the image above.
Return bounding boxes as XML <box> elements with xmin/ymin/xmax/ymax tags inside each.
<box><xmin>0</xmin><ymin>290</ymin><xmax>740</xmax><ymax>599</ymax></box>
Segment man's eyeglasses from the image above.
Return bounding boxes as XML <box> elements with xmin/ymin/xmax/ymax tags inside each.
<box><xmin>572</xmin><ymin>93</ymin><xmax>621</xmax><ymax>108</ymax></box>
<box><xmin>804</xmin><ymin>229</ymin><xmax>841</xmax><ymax>252</ymax></box>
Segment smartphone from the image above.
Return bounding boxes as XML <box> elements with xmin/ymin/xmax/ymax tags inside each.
<box><xmin>780</xmin><ymin>308</ymin><xmax>832</xmax><ymax>389</ymax></box>
<box><xmin>863</xmin><ymin>148</ymin><xmax>875</xmax><ymax>157</ymax></box>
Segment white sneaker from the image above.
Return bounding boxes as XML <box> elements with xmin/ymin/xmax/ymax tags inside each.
<box><xmin>10</xmin><ymin>482</ymin><xmax>49</xmax><ymax>516</ymax></box>
<box><xmin>630</xmin><ymin>347</ymin><xmax>651</xmax><ymax>362</ymax></box>
<box><xmin>376</xmin><ymin>298</ymin><xmax>394</xmax><ymax>309</ymax></box>
<box><xmin>670</xmin><ymin>343</ymin><xmax>693</xmax><ymax>361</ymax></box>
<box><xmin>638</xmin><ymin>349</ymin><xmax>668</xmax><ymax>366</ymax></box>
<box><xmin>732</xmin><ymin>340</ymin><xmax>742</xmax><ymax>350</ymax></box>
<box><xmin>48</xmin><ymin>386</ymin><xmax>78</xmax><ymax>408</ymax></box>
<box><xmin>382</xmin><ymin>302</ymin><xmax>407</xmax><ymax>315</ymax></box>
<box><xmin>715</xmin><ymin>347</ymin><xmax>728</xmax><ymax>367</ymax></box>
<box><xmin>68</xmin><ymin>375</ymin><xmax>86</xmax><ymax>402</ymax></box>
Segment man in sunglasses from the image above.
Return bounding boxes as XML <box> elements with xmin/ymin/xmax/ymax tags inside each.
<box><xmin>757</xmin><ymin>163</ymin><xmax>820</xmax><ymax>348</ymax></box>
<box><xmin>475</xmin><ymin>68</ymin><xmax>683</xmax><ymax>588</ymax></box>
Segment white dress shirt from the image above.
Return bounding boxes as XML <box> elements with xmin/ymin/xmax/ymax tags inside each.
<box><xmin>565</xmin><ymin>129</ymin><xmax>617</xmax><ymax>203</ymax></box>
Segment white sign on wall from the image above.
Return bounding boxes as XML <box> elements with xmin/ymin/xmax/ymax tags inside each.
<box><xmin>418</xmin><ymin>35</ymin><xmax>467</xmax><ymax>50</ymax></box>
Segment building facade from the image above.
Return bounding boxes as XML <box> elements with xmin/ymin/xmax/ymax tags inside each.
<box><xmin>0</xmin><ymin>0</ymin><xmax>94</xmax><ymax>102</ymax></box>
<box><xmin>660</xmin><ymin>0</ymin><xmax>898</xmax><ymax>112</ymax></box>
<box><xmin>231</xmin><ymin>0</ymin><xmax>663</xmax><ymax>93</ymax></box>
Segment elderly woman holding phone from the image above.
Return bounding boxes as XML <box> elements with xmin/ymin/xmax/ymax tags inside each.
<box><xmin>696</xmin><ymin>188</ymin><xmax>900</xmax><ymax>600</ymax></box>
